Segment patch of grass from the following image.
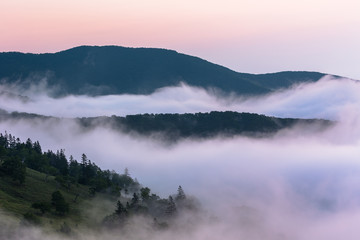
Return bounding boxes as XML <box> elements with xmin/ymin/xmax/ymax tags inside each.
<box><xmin>0</xmin><ymin>168</ymin><xmax>119</xmax><ymax>231</ymax></box>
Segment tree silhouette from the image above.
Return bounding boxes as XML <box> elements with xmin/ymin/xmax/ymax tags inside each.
<box><xmin>165</xmin><ymin>196</ymin><xmax>177</xmax><ymax>217</ymax></box>
<box><xmin>175</xmin><ymin>185</ymin><xmax>186</xmax><ymax>201</ymax></box>
<box><xmin>140</xmin><ymin>187</ymin><xmax>151</xmax><ymax>201</ymax></box>
<box><xmin>0</xmin><ymin>157</ymin><xmax>26</xmax><ymax>184</ymax></box>
<box><xmin>51</xmin><ymin>191</ymin><xmax>69</xmax><ymax>215</ymax></box>
<box><xmin>115</xmin><ymin>200</ymin><xmax>126</xmax><ymax>215</ymax></box>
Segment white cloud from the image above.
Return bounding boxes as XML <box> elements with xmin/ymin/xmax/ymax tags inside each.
<box><xmin>1</xmin><ymin>76</ymin><xmax>359</xmax><ymax>121</ymax></box>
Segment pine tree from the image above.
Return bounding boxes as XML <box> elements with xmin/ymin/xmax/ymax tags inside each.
<box><xmin>0</xmin><ymin>157</ymin><xmax>26</xmax><ymax>184</ymax></box>
<box><xmin>51</xmin><ymin>191</ymin><xmax>69</xmax><ymax>215</ymax></box>
<box><xmin>175</xmin><ymin>185</ymin><xmax>186</xmax><ymax>201</ymax></box>
<box><xmin>140</xmin><ymin>187</ymin><xmax>151</xmax><ymax>201</ymax></box>
<box><xmin>81</xmin><ymin>153</ymin><xmax>88</xmax><ymax>166</ymax></box>
<box><xmin>124</xmin><ymin>167</ymin><xmax>129</xmax><ymax>176</ymax></box>
<box><xmin>165</xmin><ymin>196</ymin><xmax>177</xmax><ymax>217</ymax></box>
<box><xmin>115</xmin><ymin>200</ymin><xmax>126</xmax><ymax>215</ymax></box>
<box><xmin>130</xmin><ymin>193</ymin><xmax>139</xmax><ymax>207</ymax></box>
<box><xmin>33</xmin><ymin>141</ymin><xmax>42</xmax><ymax>154</ymax></box>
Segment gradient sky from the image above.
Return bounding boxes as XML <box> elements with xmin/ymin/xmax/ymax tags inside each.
<box><xmin>1</xmin><ymin>0</ymin><xmax>360</xmax><ymax>79</ymax></box>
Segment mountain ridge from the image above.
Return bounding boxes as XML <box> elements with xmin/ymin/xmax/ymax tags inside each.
<box><xmin>0</xmin><ymin>45</ymin><xmax>332</xmax><ymax>96</ymax></box>
<box><xmin>0</xmin><ymin>109</ymin><xmax>332</xmax><ymax>141</ymax></box>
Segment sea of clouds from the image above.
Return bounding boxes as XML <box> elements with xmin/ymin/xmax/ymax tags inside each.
<box><xmin>1</xmin><ymin>76</ymin><xmax>360</xmax><ymax>239</ymax></box>
<box><xmin>0</xmin><ymin>76</ymin><xmax>358</xmax><ymax>120</ymax></box>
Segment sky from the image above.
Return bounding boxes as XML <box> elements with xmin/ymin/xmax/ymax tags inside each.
<box><xmin>1</xmin><ymin>0</ymin><xmax>360</xmax><ymax>80</ymax></box>
<box><xmin>1</xmin><ymin>2</ymin><xmax>360</xmax><ymax>238</ymax></box>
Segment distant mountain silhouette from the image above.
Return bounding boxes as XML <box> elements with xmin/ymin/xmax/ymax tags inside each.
<box><xmin>0</xmin><ymin>46</ymin><xmax>330</xmax><ymax>96</ymax></box>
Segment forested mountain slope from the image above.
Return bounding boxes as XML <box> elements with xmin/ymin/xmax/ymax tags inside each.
<box><xmin>0</xmin><ymin>46</ymin><xmax>330</xmax><ymax>96</ymax></box>
<box><xmin>0</xmin><ymin>110</ymin><xmax>332</xmax><ymax>140</ymax></box>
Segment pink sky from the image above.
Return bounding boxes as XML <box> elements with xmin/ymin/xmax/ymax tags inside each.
<box><xmin>1</xmin><ymin>0</ymin><xmax>360</xmax><ymax>79</ymax></box>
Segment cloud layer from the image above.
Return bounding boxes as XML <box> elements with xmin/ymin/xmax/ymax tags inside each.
<box><xmin>0</xmin><ymin>76</ymin><xmax>359</xmax><ymax>120</ymax></box>
<box><xmin>1</xmin><ymin>76</ymin><xmax>360</xmax><ymax>239</ymax></box>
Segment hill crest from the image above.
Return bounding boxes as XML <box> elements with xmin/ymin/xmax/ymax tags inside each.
<box><xmin>0</xmin><ymin>45</ymin><xmax>329</xmax><ymax>96</ymax></box>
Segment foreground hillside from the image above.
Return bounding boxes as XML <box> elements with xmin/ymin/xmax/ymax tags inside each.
<box><xmin>0</xmin><ymin>167</ymin><xmax>105</xmax><ymax>230</ymax></box>
<box><xmin>0</xmin><ymin>46</ymin><xmax>329</xmax><ymax>96</ymax></box>
<box><xmin>0</xmin><ymin>132</ymin><xmax>197</xmax><ymax>234</ymax></box>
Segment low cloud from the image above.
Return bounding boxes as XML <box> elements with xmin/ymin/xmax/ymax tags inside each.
<box><xmin>0</xmin><ymin>76</ymin><xmax>358</xmax><ymax>120</ymax></box>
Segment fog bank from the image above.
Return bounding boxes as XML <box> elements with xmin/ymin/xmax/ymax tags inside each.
<box><xmin>0</xmin><ymin>76</ymin><xmax>359</xmax><ymax>120</ymax></box>
<box><xmin>1</xmin><ymin>76</ymin><xmax>360</xmax><ymax>239</ymax></box>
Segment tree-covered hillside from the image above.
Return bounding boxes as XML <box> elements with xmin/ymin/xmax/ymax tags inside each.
<box><xmin>0</xmin><ymin>132</ymin><xmax>198</xmax><ymax>233</ymax></box>
<box><xmin>0</xmin><ymin>110</ymin><xmax>332</xmax><ymax>141</ymax></box>
<box><xmin>0</xmin><ymin>46</ymin><xmax>329</xmax><ymax>96</ymax></box>
<box><xmin>95</xmin><ymin>111</ymin><xmax>331</xmax><ymax>139</ymax></box>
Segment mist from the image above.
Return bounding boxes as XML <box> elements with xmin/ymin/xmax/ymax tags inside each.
<box><xmin>0</xmin><ymin>76</ymin><xmax>359</xmax><ymax>120</ymax></box>
<box><xmin>1</xmin><ymin>76</ymin><xmax>360</xmax><ymax>239</ymax></box>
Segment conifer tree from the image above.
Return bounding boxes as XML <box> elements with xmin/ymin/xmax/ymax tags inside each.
<box><xmin>115</xmin><ymin>200</ymin><xmax>126</xmax><ymax>215</ymax></box>
<box><xmin>0</xmin><ymin>157</ymin><xmax>26</xmax><ymax>184</ymax></box>
<box><xmin>140</xmin><ymin>187</ymin><xmax>151</xmax><ymax>201</ymax></box>
<box><xmin>51</xmin><ymin>191</ymin><xmax>69</xmax><ymax>215</ymax></box>
<box><xmin>165</xmin><ymin>196</ymin><xmax>177</xmax><ymax>217</ymax></box>
<box><xmin>130</xmin><ymin>193</ymin><xmax>139</xmax><ymax>207</ymax></box>
<box><xmin>175</xmin><ymin>185</ymin><xmax>186</xmax><ymax>201</ymax></box>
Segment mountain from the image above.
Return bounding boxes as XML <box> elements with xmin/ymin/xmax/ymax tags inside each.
<box><xmin>0</xmin><ymin>46</ymin><xmax>330</xmax><ymax>96</ymax></box>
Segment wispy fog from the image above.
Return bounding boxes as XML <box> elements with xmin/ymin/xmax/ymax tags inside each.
<box><xmin>1</xmin><ymin>76</ymin><xmax>360</xmax><ymax>239</ymax></box>
<box><xmin>1</xmin><ymin>76</ymin><xmax>359</xmax><ymax>120</ymax></box>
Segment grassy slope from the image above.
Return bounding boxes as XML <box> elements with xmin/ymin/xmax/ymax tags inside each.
<box><xmin>0</xmin><ymin>168</ymin><xmax>118</xmax><ymax>231</ymax></box>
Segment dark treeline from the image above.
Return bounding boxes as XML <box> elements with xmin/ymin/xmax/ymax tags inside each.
<box><xmin>0</xmin><ymin>131</ymin><xmax>138</xmax><ymax>194</ymax></box>
<box><xmin>78</xmin><ymin>111</ymin><xmax>332</xmax><ymax>139</ymax></box>
<box><xmin>103</xmin><ymin>185</ymin><xmax>198</xmax><ymax>229</ymax></box>
<box><xmin>0</xmin><ymin>110</ymin><xmax>332</xmax><ymax>141</ymax></box>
